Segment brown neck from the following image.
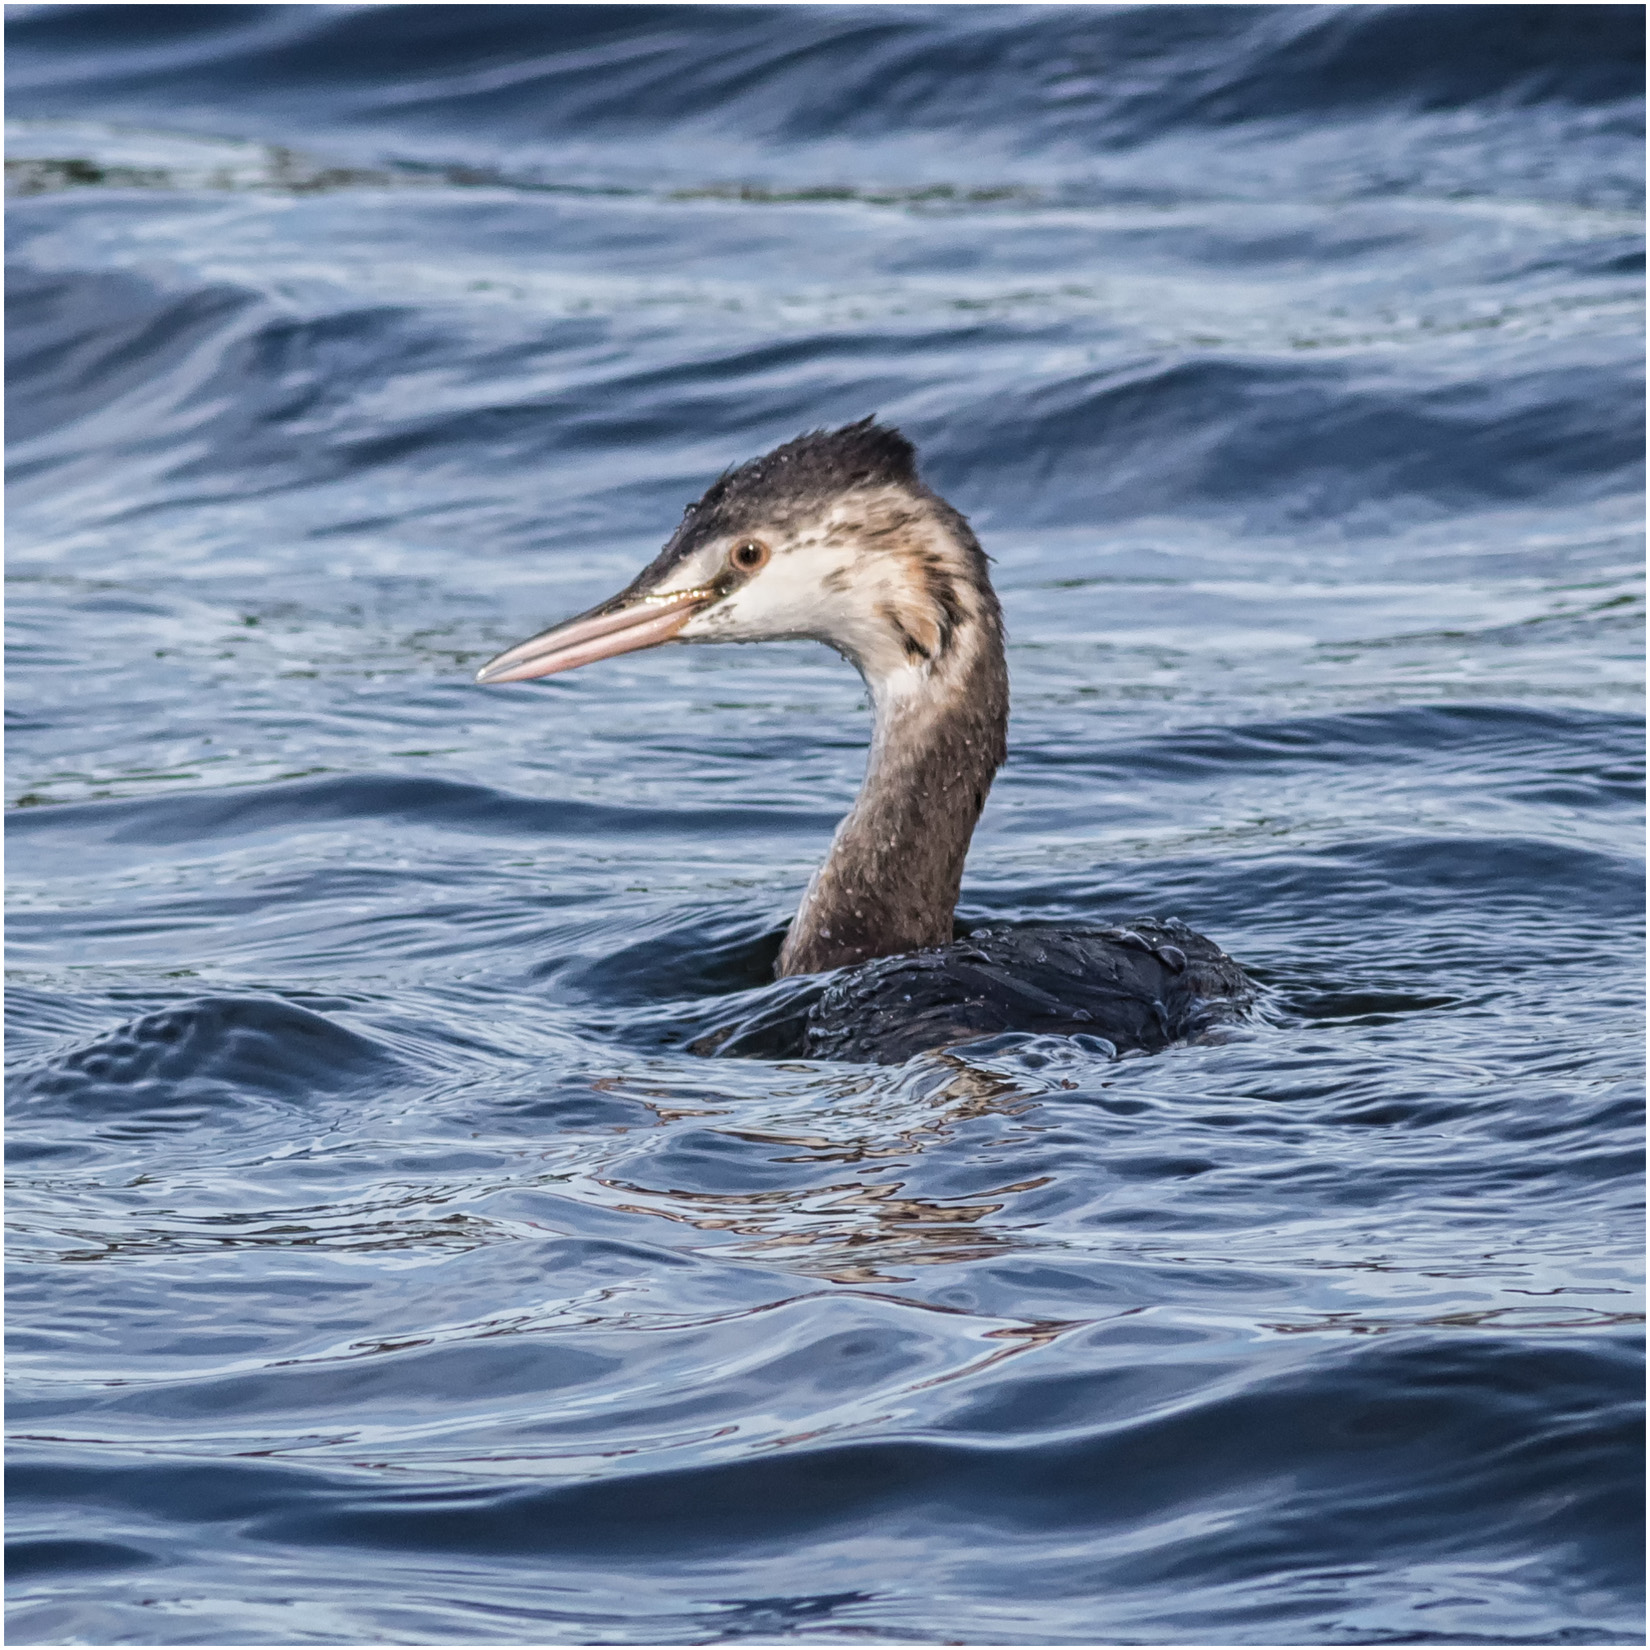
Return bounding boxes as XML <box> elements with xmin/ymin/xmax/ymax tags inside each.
<box><xmin>776</xmin><ymin>613</ymin><xmax>1008</xmax><ymax>977</ymax></box>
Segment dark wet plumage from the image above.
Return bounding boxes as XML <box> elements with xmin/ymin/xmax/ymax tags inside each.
<box><xmin>702</xmin><ymin>920</ymin><xmax>1255</xmax><ymax>1064</ymax></box>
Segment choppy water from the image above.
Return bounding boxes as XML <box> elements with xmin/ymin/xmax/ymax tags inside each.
<box><xmin>6</xmin><ymin>6</ymin><xmax>1645</xmax><ymax>1644</ymax></box>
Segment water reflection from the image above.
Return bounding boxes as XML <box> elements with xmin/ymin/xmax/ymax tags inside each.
<box><xmin>589</xmin><ymin>1056</ymin><xmax>1049</xmax><ymax>1282</ymax></box>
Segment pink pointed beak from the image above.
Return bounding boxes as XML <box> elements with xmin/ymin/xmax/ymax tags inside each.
<box><xmin>475</xmin><ymin>586</ymin><xmax>717</xmax><ymax>685</ymax></box>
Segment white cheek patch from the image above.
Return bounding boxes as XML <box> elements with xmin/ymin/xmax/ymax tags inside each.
<box><xmin>745</xmin><ymin>550</ymin><xmax>846</xmax><ymax>634</ymax></box>
<box><xmin>715</xmin><ymin>553</ymin><xmax>932</xmax><ymax>687</ymax></box>
<box><xmin>684</xmin><ymin>542</ymin><xmax>853</xmax><ymax>643</ymax></box>
<box><xmin>670</xmin><ymin>491</ymin><xmax>975</xmax><ymax>689</ymax></box>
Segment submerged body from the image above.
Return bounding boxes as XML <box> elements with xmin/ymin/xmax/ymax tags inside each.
<box><xmin>704</xmin><ymin>920</ymin><xmax>1253</xmax><ymax>1065</ymax></box>
<box><xmin>478</xmin><ymin>420</ymin><xmax>1253</xmax><ymax>1061</ymax></box>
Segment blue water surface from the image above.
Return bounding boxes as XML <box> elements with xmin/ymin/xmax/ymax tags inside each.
<box><xmin>5</xmin><ymin>6</ymin><xmax>1645</xmax><ymax>1644</ymax></box>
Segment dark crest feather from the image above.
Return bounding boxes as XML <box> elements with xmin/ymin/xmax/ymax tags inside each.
<box><xmin>681</xmin><ymin>418</ymin><xmax>918</xmax><ymax>537</ymax></box>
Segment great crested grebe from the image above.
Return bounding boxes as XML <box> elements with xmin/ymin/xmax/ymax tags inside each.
<box><xmin>477</xmin><ymin>420</ymin><xmax>1252</xmax><ymax>1063</ymax></box>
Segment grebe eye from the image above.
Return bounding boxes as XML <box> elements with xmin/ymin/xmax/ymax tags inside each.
<box><xmin>731</xmin><ymin>540</ymin><xmax>769</xmax><ymax>572</ymax></box>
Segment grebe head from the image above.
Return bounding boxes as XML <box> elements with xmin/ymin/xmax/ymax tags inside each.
<box><xmin>476</xmin><ymin>418</ymin><xmax>998</xmax><ymax>696</ymax></box>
